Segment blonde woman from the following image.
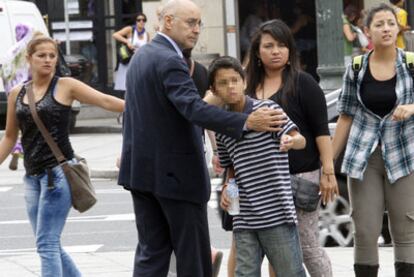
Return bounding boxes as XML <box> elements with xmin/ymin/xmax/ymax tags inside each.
<box><xmin>0</xmin><ymin>35</ymin><xmax>124</xmax><ymax>276</ymax></box>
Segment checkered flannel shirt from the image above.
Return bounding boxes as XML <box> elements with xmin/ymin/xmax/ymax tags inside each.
<box><xmin>337</xmin><ymin>49</ymin><xmax>414</xmax><ymax>183</ymax></box>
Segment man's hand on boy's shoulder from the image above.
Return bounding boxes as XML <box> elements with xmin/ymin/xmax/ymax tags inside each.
<box><xmin>246</xmin><ymin>107</ymin><xmax>287</xmax><ymax>132</ymax></box>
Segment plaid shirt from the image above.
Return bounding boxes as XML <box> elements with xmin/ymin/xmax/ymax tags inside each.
<box><xmin>337</xmin><ymin>49</ymin><xmax>414</xmax><ymax>183</ymax></box>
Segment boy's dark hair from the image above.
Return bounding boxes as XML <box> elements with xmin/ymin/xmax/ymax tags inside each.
<box><xmin>365</xmin><ymin>3</ymin><xmax>397</xmax><ymax>27</ymax></box>
<box><xmin>208</xmin><ymin>56</ymin><xmax>245</xmax><ymax>88</ymax></box>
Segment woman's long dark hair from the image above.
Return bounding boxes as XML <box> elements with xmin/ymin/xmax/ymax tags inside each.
<box><xmin>245</xmin><ymin>19</ymin><xmax>300</xmax><ymax>107</ymax></box>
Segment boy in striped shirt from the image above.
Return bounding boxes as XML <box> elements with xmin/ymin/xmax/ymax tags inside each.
<box><xmin>209</xmin><ymin>56</ymin><xmax>306</xmax><ymax>277</ymax></box>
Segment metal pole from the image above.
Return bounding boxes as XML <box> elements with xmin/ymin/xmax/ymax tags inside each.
<box><xmin>64</xmin><ymin>0</ymin><xmax>71</xmax><ymax>55</ymax></box>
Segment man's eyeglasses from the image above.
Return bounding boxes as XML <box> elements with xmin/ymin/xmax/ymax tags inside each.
<box><xmin>136</xmin><ymin>18</ymin><xmax>147</xmax><ymax>23</ymax></box>
<box><xmin>170</xmin><ymin>15</ymin><xmax>203</xmax><ymax>29</ymax></box>
<box><xmin>184</xmin><ymin>18</ymin><xmax>203</xmax><ymax>29</ymax></box>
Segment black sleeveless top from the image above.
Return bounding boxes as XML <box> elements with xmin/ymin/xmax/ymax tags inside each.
<box><xmin>360</xmin><ymin>66</ymin><xmax>397</xmax><ymax>118</ymax></box>
<box><xmin>15</xmin><ymin>77</ymin><xmax>74</xmax><ymax>175</ymax></box>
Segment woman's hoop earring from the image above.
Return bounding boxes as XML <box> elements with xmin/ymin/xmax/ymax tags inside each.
<box><xmin>257</xmin><ymin>59</ymin><xmax>262</xmax><ymax>67</ymax></box>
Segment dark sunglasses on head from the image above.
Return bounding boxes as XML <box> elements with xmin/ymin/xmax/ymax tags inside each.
<box><xmin>136</xmin><ymin>18</ymin><xmax>146</xmax><ymax>22</ymax></box>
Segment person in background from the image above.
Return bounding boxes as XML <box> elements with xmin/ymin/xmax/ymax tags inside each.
<box><xmin>389</xmin><ymin>0</ymin><xmax>410</xmax><ymax>49</ymax></box>
<box><xmin>343</xmin><ymin>4</ymin><xmax>359</xmax><ymax>66</ymax></box>
<box><xmin>0</xmin><ymin>24</ymin><xmax>35</xmax><ymax>170</ymax></box>
<box><xmin>0</xmin><ymin>35</ymin><xmax>124</xmax><ymax>277</ymax></box>
<box><xmin>291</xmin><ymin>0</ymin><xmax>318</xmax><ymax>80</ymax></box>
<box><xmin>332</xmin><ymin>4</ymin><xmax>414</xmax><ymax>276</ymax></box>
<box><xmin>240</xmin><ymin>5</ymin><xmax>267</xmax><ymax>67</ymax></box>
<box><xmin>112</xmin><ymin>12</ymin><xmax>150</xmax><ymax>93</ymax></box>
<box><xmin>245</xmin><ymin>19</ymin><xmax>337</xmax><ymax>277</ymax></box>
<box><xmin>358</xmin><ymin>9</ymin><xmax>374</xmax><ymax>52</ymax></box>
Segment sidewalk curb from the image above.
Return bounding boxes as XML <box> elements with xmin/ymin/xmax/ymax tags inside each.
<box><xmin>72</xmin><ymin>126</ymin><xmax>122</xmax><ymax>134</ymax></box>
<box><xmin>91</xmin><ymin>168</ymin><xmax>119</xmax><ymax>179</ymax></box>
<box><xmin>1</xmin><ymin>126</ymin><xmax>122</xmax><ymax>137</ymax></box>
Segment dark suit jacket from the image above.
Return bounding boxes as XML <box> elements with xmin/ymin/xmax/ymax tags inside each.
<box><xmin>118</xmin><ymin>34</ymin><xmax>247</xmax><ymax>204</ymax></box>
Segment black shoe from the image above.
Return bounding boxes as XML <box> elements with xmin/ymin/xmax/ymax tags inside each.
<box><xmin>354</xmin><ymin>264</ymin><xmax>379</xmax><ymax>277</ymax></box>
<box><xmin>9</xmin><ymin>154</ymin><xmax>19</xmax><ymax>171</ymax></box>
<box><xmin>395</xmin><ymin>262</ymin><xmax>414</xmax><ymax>277</ymax></box>
<box><xmin>212</xmin><ymin>250</ymin><xmax>223</xmax><ymax>277</ymax></box>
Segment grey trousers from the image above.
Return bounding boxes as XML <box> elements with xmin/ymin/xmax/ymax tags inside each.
<box><xmin>295</xmin><ymin>169</ymin><xmax>333</xmax><ymax>277</ymax></box>
<box><xmin>349</xmin><ymin>147</ymin><xmax>414</xmax><ymax>265</ymax></box>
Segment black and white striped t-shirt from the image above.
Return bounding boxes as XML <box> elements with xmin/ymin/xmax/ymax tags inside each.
<box><xmin>216</xmin><ymin>97</ymin><xmax>298</xmax><ymax>230</ymax></box>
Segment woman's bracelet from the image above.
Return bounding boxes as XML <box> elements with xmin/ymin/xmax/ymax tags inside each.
<box><xmin>322</xmin><ymin>171</ymin><xmax>335</xmax><ymax>176</ymax></box>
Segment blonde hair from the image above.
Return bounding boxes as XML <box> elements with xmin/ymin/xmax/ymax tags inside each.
<box><xmin>26</xmin><ymin>33</ymin><xmax>58</xmax><ymax>57</ymax></box>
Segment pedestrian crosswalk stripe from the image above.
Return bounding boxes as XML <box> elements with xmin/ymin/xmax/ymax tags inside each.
<box><xmin>0</xmin><ymin>213</ymin><xmax>136</xmax><ymax>225</ymax></box>
<box><xmin>0</xmin><ymin>187</ymin><xmax>13</xmax><ymax>192</ymax></box>
<box><xmin>0</xmin><ymin>244</ymin><xmax>103</xmax><ymax>256</ymax></box>
<box><xmin>64</xmin><ymin>244</ymin><xmax>103</xmax><ymax>253</ymax></box>
<box><xmin>95</xmin><ymin>188</ymin><xmax>127</xmax><ymax>194</ymax></box>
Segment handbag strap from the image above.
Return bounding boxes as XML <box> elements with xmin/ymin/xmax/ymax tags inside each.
<box><xmin>130</xmin><ymin>24</ymin><xmax>135</xmax><ymax>45</ymax></box>
<box><xmin>26</xmin><ymin>82</ymin><xmax>67</xmax><ymax>164</ymax></box>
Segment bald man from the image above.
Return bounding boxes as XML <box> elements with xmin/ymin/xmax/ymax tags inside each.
<box><xmin>118</xmin><ymin>0</ymin><xmax>286</xmax><ymax>276</ymax></box>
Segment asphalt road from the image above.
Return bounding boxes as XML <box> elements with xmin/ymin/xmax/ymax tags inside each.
<box><xmin>0</xmin><ymin>174</ymin><xmax>231</xmax><ymax>256</ymax></box>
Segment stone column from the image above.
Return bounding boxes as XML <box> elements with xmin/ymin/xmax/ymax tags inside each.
<box><xmin>315</xmin><ymin>0</ymin><xmax>345</xmax><ymax>92</ymax></box>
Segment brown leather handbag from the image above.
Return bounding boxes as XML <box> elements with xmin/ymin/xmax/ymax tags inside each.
<box><xmin>26</xmin><ymin>83</ymin><xmax>97</xmax><ymax>213</ymax></box>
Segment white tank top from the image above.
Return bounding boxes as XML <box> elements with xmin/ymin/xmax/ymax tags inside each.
<box><xmin>131</xmin><ymin>28</ymin><xmax>148</xmax><ymax>50</ymax></box>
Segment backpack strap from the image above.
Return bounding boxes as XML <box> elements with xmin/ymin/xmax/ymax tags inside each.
<box><xmin>352</xmin><ymin>55</ymin><xmax>363</xmax><ymax>83</ymax></box>
<box><xmin>352</xmin><ymin>52</ymin><xmax>414</xmax><ymax>83</ymax></box>
<box><xmin>404</xmin><ymin>51</ymin><xmax>414</xmax><ymax>78</ymax></box>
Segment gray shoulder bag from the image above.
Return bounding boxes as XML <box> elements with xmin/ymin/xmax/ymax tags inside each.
<box><xmin>26</xmin><ymin>83</ymin><xmax>97</xmax><ymax>213</ymax></box>
<box><xmin>290</xmin><ymin>175</ymin><xmax>321</xmax><ymax>212</ymax></box>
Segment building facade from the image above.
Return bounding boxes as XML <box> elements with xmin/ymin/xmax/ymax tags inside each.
<box><xmin>23</xmin><ymin>0</ymin><xmax>414</xmax><ymax>93</ymax></box>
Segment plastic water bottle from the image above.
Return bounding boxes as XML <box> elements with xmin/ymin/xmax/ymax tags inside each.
<box><xmin>226</xmin><ymin>178</ymin><xmax>240</xmax><ymax>215</ymax></box>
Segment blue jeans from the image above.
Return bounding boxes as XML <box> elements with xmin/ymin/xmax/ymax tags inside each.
<box><xmin>234</xmin><ymin>224</ymin><xmax>306</xmax><ymax>277</ymax></box>
<box><xmin>24</xmin><ymin>165</ymin><xmax>81</xmax><ymax>277</ymax></box>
